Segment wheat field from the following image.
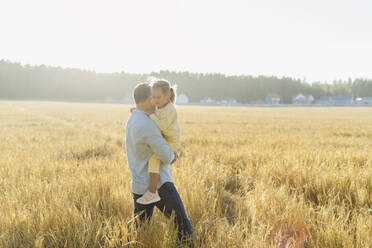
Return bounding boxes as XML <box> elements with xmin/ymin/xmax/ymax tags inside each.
<box><xmin>0</xmin><ymin>101</ymin><xmax>371</xmax><ymax>248</ymax></box>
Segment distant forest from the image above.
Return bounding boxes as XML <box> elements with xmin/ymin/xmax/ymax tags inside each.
<box><xmin>1</xmin><ymin>60</ymin><xmax>372</xmax><ymax>104</ymax></box>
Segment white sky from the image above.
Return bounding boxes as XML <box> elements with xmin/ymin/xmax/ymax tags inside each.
<box><xmin>0</xmin><ymin>0</ymin><xmax>371</xmax><ymax>82</ymax></box>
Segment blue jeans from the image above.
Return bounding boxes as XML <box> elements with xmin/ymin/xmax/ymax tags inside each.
<box><xmin>132</xmin><ymin>182</ymin><xmax>193</xmax><ymax>245</ymax></box>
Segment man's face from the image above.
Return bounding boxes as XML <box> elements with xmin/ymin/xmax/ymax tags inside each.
<box><xmin>142</xmin><ymin>95</ymin><xmax>155</xmax><ymax>112</ymax></box>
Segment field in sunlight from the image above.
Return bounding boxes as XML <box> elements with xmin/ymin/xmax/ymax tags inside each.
<box><xmin>0</xmin><ymin>101</ymin><xmax>371</xmax><ymax>248</ymax></box>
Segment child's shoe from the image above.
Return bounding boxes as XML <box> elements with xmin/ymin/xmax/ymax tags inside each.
<box><xmin>136</xmin><ymin>190</ymin><xmax>161</xmax><ymax>205</ymax></box>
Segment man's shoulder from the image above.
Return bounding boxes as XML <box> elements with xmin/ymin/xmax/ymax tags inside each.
<box><xmin>128</xmin><ymin>111</ymin><xmax>159</xmax><ymax>135</ymax></box>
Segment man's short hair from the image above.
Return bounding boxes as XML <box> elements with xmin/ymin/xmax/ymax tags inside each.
<box><xmin>133</xmin><ymin>83</ymin><xmax>151</xmax><ymax>104</ymax></box>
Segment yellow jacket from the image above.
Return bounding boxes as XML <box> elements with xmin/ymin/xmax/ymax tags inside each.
<box><xmin>149</xmin><ymin>102</ymin><xmax>180</xmax><ymax>144</ymax></box>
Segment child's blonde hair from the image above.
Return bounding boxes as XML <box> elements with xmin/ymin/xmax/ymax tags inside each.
<box><xmin>150</xmin><ymin>79</ymin><xmax>177</xmax><ymax>104</ymax></box>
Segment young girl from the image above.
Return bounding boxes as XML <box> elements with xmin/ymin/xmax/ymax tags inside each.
<box><xmin>136</xmin><ymin>80</ymin><xmax>181</xmax><ymax>205</ymax></box>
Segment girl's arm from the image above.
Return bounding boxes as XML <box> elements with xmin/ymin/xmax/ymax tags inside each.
<box><xmin>149</xmin><ymin>106</ymin><xmax>176</xmax><ymax>131</ymax></box>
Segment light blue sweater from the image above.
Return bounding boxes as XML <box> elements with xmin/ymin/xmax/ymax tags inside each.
<box><xmin>125</xmin><ymin>109</ymin><xmax>175</xmax><ymax>195</ymax></box>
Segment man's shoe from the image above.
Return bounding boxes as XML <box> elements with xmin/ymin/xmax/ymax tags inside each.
<box><xmin>136</xmin><ymin>190</ymin><xmax>161</xmax><ymax>205</ymax></box>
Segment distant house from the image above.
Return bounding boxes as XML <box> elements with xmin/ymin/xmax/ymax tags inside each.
<box><xmin>319</xmin><ymin>94</ymin><xmax>354</xmax><ymax>105</ymax></box>
<box><xmin>200</xmin><ymin>97</ymin><xmax>216</xmax><ymax>105</ymax></box>
<box><xmin>249</xmin><ymin>100</ymin><xmax>265</xmax><ymax>104</ymax></box>
<box><xmin>355</xmin><ymin>97</ymin><xmax>372</xmax><ymax>105</ymax></box>
<box><xmin>319</xmin><ymin>96</ymin><xmax>332</xmax><ymax>105</ymax></box>
<box><xmin>218</xmin><ymin>97</ymin><xmax>238</xmax><ymax>106</ymax></box>
<box><xmin>265</xmin><ymin>93</ymin><xmax>281</xmax><ymax>104</ymax></box>
<box><xmin>176</xmin><ymin>94</ymin><xmax>189</xmax><ymax>105</ymax></box>
<box><xmin>292</xmin><ymin>94</ymin><xmax>314</xmax><ymax>104</ymax></box>
<box><xmin>331</xmin><ymin>94</ymin><xmax>354</xmax><ymax>105</ymax></box>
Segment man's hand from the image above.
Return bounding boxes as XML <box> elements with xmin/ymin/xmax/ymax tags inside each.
<box><xmin>171</xmin><ymin>151</ymin><xmax>178</xmax><ymax>164</ymax></box>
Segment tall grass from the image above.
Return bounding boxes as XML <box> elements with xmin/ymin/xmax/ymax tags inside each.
<box><xmin>0</xmin><ymin>101</ymin><xmax>371</xmax><ymax>247</ymax></box>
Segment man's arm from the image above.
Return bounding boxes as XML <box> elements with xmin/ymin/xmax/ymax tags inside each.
<box><xmin>141</xmin><ymin>126</ymin><xmax>175</xmax><ymax>164</ymax></box>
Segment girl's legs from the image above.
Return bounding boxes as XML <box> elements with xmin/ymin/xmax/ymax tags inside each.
<box><xmin>136</xmin><ymin>154</ymin><xmax>161</xmax><ymax>205</ymax></box>
<box><xmin>149</xmin><ymin>173</ymin><xmax>159</xmax><ymax>193</ymax></box>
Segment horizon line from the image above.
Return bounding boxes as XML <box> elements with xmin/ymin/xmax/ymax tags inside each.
<box><xmin>1</xmin><ymin>58</ymin><xmax>369</xmax><ymax>84</ymax></box>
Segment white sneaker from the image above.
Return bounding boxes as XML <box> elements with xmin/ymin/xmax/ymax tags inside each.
<box><xmin>136</xmin><ymin>190</ymin><xmax>161</xmax><ymax>205</ymax></box>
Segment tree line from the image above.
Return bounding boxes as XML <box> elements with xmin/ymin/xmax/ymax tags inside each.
<box><xmin>1</xmin><ymin>60</ymin><xmax>372</xmax><ymax>104</ymax></box>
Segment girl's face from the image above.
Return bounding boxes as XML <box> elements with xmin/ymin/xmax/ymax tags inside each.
<box><xmin>151</xmin><ymin>89</ymin><xmax>170</xmax><ymax>108</ymax></box>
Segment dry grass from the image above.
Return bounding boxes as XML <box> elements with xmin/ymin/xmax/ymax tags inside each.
<box><xmin>0</xmin><ymin>101</ymin><xmax>371</xmax><ymax>248</ymax></box>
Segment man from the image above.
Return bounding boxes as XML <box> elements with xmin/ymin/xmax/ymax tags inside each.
<box><xmin>125</xmin><ymin>83</ymin><xmax>193</xmax><ymax>245</ymax></box>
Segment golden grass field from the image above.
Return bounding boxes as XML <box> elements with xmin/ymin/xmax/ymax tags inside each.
<box><xmin>0</xmin><ymin>101</ymin><xmax>371</xmax><ymax>248</ymax></box>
